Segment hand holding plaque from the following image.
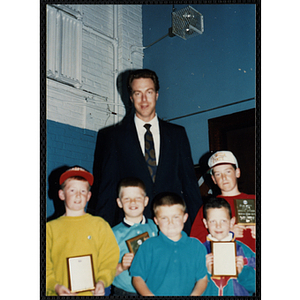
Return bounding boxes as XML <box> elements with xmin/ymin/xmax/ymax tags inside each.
<box><xmin>234</xmin><ymin>199</ymin><xmax>256</xmax><ymax>225</ymax></box>
<box><xmin>211</xmin><ymin>241</ymin><xmax>237</xmax><ymax>277</ymax></box>
<box><xmin>67</xmin><ymin>254</ymin><xmax>95</xmax><ymax>293</ymax></box>
<box><xmin>126</xmin><ymin>232</ymin><xmax>149</xmax><ymax>254</ymax></box>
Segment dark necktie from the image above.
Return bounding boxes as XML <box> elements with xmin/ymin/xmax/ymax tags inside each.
<box><xmin>144</xmin><ymin>124</ymin><xmax>157</xmax><ymax>182</ymax></box>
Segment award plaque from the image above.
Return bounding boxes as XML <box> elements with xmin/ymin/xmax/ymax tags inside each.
<box><xmin>211</xmin><ymin>241</ymin><xmax>237</xmax><ymax>277</ymax></box>
<box><xmin>126</xmin><ymin>232</ymin><xmax>149</xmax><ymax>254</ymax></box>
<box><xmin>234</xmin><ymin>199</ymin><xmax>256</xmax><ymax>225</ymax></box>
<box><xmin>67</xmin><ymin>254</ymin><xmax>95</xmax><ymax>293</ymax></box>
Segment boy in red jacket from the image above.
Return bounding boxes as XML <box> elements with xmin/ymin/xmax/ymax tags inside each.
<box><xmin>190</xmin><ymin>151</ymin><xmax>255</xmax><ymax>252</ymax></box>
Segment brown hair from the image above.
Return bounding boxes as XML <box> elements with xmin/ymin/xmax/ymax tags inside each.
<box><xmin>153</xmin><ymin>192</ymin><xmax>186</xmax><ymax>216</ymax></box>
<box><xmin>203</xmin><ymin>197</ymin><xmax>232</xmax><ymax>219</ymax></box>
<box><xmin>127</xmin><ymin>69</ymin><xmax>160</xmax><ymax>95</ymax></box>
<box><xmin>118</xmin><ymin>177</ymin><xmax>146</xmax><ymax>198</ymax></box>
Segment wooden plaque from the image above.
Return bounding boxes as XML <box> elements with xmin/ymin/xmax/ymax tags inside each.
<box><xmin>234</xmin><ymin>199</ymin><xmax>256</xmax><ymax>225</ymax></box>
<box><xmin>67</xmin><ymin>254</ymin><xmax>95</xmax><ymax>293</ymax></box>
<box><xmin>126</xmin><ymin>232</ymin><xmax>149</xmax><ymax>254</ymax></box>
<box><xmin>211</xmin><ymin>241</ymin><xmax>237</xmax><ymax>277</ymax></box>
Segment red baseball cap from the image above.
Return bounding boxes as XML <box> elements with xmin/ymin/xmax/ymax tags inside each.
<box><xmin>59</xmin><ymin>166</ymin><xmax>94</xmax><ymax>186</ymax></box>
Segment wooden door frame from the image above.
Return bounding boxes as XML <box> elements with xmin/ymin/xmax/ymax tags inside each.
<box><xmin>208</xmin><ymin>108</ymin><xmax>255</xmax><ymax>151</ymax></box>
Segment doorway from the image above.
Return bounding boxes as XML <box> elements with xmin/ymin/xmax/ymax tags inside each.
<box><xmin>208</xmin><ymin>108</ymin><xmax>255</xmax><ymax>195</ymax></box>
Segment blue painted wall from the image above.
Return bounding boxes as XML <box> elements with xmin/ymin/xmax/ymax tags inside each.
<box><xmin>46</xmin><ymin>120</ymin><xmax>97</xmax><ymax>218</ymax></box>
<box><xmin>46</xmin><ymin>124</ymin><xmax>112</xmax><ymax>295</ymax></box>
<box><xmin>142</xmin><ymin>4</ymin><xmax>256</xmax><ymax>163</ymax></box>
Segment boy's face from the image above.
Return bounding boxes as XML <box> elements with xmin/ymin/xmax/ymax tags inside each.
<box><xmin>117</xmin><ymin>186</ymin><xmax>149</xmax><ymax>223</ymax></box>
<box><xmin>203</xmin><ymin>207</ymin><xmax>235</xmax><ymax>241</ymax></box>
<box><xmin>211</xmin><ymin>164</ymin><xmax>240</xmax><ymax>196</ymax></box>
<box><xmin>154</xmin><ymin>204</ymin><xmax>188</xmax><ymax>242</ymax></box>
<box><xmin>59</xmin><ymin>179</ymin><xmax>91</xmax><ymax>215</ymax></box>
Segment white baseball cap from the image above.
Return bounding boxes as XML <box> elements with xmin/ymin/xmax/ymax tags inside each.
<box><xmin>208</xmin><ymin>151</ymin><xmax>238</xmax><ymax>169</ymax></box>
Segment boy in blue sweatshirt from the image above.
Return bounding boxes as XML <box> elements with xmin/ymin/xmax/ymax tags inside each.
<box><xmin>202</xmin><ymin>197</ymin><xmax>255</xmax><ymax>296</ymax></box>
<box><xmin>111</xmin><ymin>177</ymin><xmax>158</xmax><ymax>296</ymax></box>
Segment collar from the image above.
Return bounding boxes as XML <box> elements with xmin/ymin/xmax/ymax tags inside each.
<box><xmin>122</xmin><ymin>215</ymin><xmax>146</xmax><ymax>227</ymax></box>
<box><xmin>134</xmin><ymin>113</ymin><xmax>159</xmax><ymax>129</ymax></box>
<box><xmin>206</xmin><ymin>231</ymin><xmax>235</xmax><ymax>242</ymax></box>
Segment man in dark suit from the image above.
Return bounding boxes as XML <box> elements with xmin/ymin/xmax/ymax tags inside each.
<box><xmin>87</xmin><ymin>69</ymin><xmax>202</xmax><ymax>233</ymax></box>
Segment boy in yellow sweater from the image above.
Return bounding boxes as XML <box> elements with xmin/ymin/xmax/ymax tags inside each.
<box><xmin>46</xmin><ymin>166</ymin><xmax>119</xmax><ymax>296</ymax></box>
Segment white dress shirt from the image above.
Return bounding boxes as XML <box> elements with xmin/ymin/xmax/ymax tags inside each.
<box><xmin>134</xmin><ymin>114</ymin><xmax>160</xmax><ymax>164</ymax></box>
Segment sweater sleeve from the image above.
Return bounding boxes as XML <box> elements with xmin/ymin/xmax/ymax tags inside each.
<box><xmin>46</xmin><ymin>223</ymin><xmax>58</xmax><ymax>296</ymax></box>
<box><xmin>236</xmin><ymin>241</ymin><xmax>256</xmax><ymax>294</ymax></box>
<box><xmin>178</xmin><ymin>127</ymin><xmax>203</xmax><ymax>226</ymax></box>
<box><xmin>87</xmin><ymin>127</ymin><xmax>120</xmax><ymax>227</ymax></box>
<box><xmin>95</xmin><ymin>220</ymin><xmax>119</xmax><ymax>287</ymax></box>
<box><xmin>237</xmin><ymin>265</ymin><xmax>256</xmax><ymax>294</ymax></box>
<box><xmin>236</xmin><ymin>241</ymin><xmax>256</xmax><ymax>269</ymax></box>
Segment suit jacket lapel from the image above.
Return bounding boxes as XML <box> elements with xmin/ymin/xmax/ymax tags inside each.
<box><xmin>124</xmin><ymin>118</ymin><xmax>150</xmax><ymax>171</ymax></box>
<box><xmin>156</xmin><ymin>119</ymin><xmax>171</xmax><ymax>180</ymax></box>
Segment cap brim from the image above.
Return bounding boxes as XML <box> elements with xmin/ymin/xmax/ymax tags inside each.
<box><xmin>59</xmin><ymin>170</ymin><xmax>94</xmax><ymax>186</ymax></box>
<box><xmin>210</xmin><ymin>162</ymin><xmax>237</xmax><ymax>169</ymax></box>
